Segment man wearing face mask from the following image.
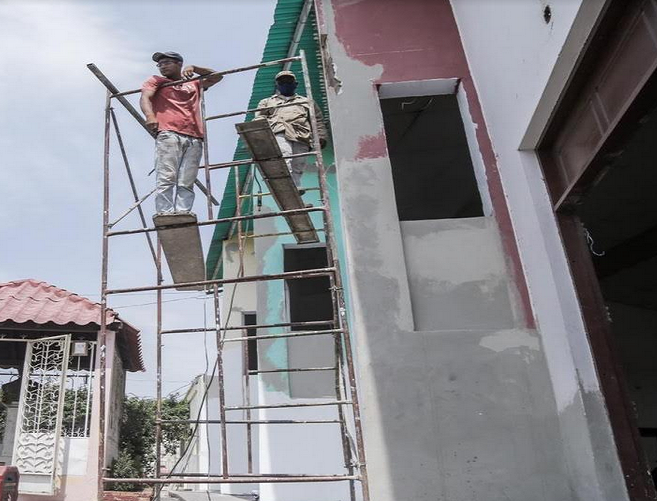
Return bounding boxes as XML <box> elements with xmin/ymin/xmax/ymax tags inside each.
<box><xmin>255</xmin><ymin>71</ymin><xmax>328</xmax><ymax>188</ymax></box>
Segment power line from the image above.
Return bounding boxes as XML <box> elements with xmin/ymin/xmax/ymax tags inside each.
<box><xmin>110</xmin><ymin>294</ymin><xmax>208</xmax><ymax>309</ymax></box>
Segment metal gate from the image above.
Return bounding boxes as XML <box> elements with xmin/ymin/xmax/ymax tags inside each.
<box><xmin>12</xmin><ymin>335</ymin><xmax>70</xmax><ymax>496</ymax></box>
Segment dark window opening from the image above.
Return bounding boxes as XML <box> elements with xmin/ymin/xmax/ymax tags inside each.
<box><xmin>381</xmin><ymin>94</ymin><xmax>484</xmax><ymax>221</ymax></box>
<box><xmin>243</xmin><ymin>313</ymin><xmax>258</xmax><ymax>372</ymax></box>
<box><xmin>576</xmin><ymin>103</ymin><xmax>657</xmax><ymax>481</ymax></box>
<box><xmin>284</xmin><ymin>246</ymin><xmax>333</xmax><ymax>331</ymax></box>
<box><xmin>284</xmin><ymin>246</ymin><xmax>334</xmax><ymax>398</ymax></box>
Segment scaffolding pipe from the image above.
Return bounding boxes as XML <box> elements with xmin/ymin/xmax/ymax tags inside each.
<box><xmin>106</xmin><ymin>267</ymin><xmax>336</xmax><ymax>295</ymax></box>
<box><xmin>207</xmin><ymin>150</ymin><xmax>316</xmax><ymax>170</ymax></box>
<box><xmin>161</xmin><ymin>320</ymin><xmax>333</xmax><ymax>335</ymax></box>
<box><xmin>224</xmin><ymin>328</ymin><xmax>340</xmax><ymax>343</ymax></box>
<box><xmin>107</xmin><ymin>188</ymin><xmax>156</xmax><ymax>229</ymax></box>
<box><xmin>200</xmin><ymin>84</ymin><xmax>230</xmax><ymax>479</ymax></box>
<box><xmin>109</xmin><ymin>110</ymin><xmax>158</xmax><ymax>266</ymax></box>
<box><xmin>104</xmin><ymin>475</ymin><xmax>359</xmax><ymax>484</ymax></box>
<box><xmin>248</xmin><ymin>366</ymin><xmax>336</xmax><ymax>374</ymax></box>
<box><xmin>205</xmin><ymin>100</ymin><xmax>313</xmax><ymax>121</ymax></box>
<box><xmin>226</xmin><ymin>400</ymin><xmax>351</xmax><ymax>411</ymax></box>
<box><xmin>106</xmin><ymin>205</ymin><xmax>325</xmax><ymax>237</ymax></box>
<box><xmin>111</xmin><ymin>56</ymin><xmax>302</xmax><ymax>98</ymax></box>
<box><xmin>97</xmin><ymin>91</ymin><xmax>111</xmax><ymax>501</ymax></box>
<box><xmin>158</xmin><ymin>419</ymin><xmax>341</xmax><ymax>425</ymax></box>
<box><xmin>300</xmin><ymin>49</ymin><xmax>371</xmax><ymax>501</ymax></box>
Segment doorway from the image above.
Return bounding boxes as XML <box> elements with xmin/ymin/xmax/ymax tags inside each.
<box><xmin>574</xmin><ymin>101</ymin><xmax>657</xmax><ymax>485</ymax></box>
<box><xmin>539</xmin><ymin>0</ymin><xmax>657</xmax><ymax>497</ymax></box>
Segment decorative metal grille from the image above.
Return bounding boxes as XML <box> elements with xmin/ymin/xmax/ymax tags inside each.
<box><xmin>13</xmin><ymin>336</ymin><xmax>69</xmax><ymax>492</ymax></box>
<box><xmin>62</xmin><ymin>342</ymin><xmax>96</xmax><ymax>438</ymax></box>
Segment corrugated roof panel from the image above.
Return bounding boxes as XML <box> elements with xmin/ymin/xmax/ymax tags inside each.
<box><xmin>206</xmin><ymin>0</ymin><xmax>328</xmax><ymax>279</ymax></box>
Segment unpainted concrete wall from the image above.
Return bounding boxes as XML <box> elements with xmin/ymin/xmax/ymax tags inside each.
<box><xmin>449</xmin><ymin>0</ymin><xmax>629</xmax><ymax>499</ymax></box>
<box><xmin>315</xmin><ymin>0</ymin><xmax>625</xmax><ymax>499</ymax></box>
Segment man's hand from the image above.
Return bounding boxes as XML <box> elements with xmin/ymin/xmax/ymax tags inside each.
<box><xmin>190</xmin><ymin>65</ymin><xmax>223</xmax><ymax>89</ymax></box>
<box><xmin>145</xmin><ymin>116</ymin><xmax>158</xmax><ymax>134</ymax></box>
<box><xmin>182</xmin><ymin>65</ymin><xmax>196</xmax><ymax>80</ymax></box>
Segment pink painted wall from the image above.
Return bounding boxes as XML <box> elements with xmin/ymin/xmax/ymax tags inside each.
<box><xmin>322</xmin><ymin>0</ymin><xmax>534</xmax><ymax>326</ymax></box>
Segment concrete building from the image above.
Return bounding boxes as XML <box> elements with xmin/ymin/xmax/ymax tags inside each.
<box><xmin>0</xmin><ymin>279</ymin><xmax>144</xmax><ymax>500</ymax></box>
<box><xmin>206</xmin><ymin>1</ymin><xmax>657</xmax><ymax>500</ymax></box>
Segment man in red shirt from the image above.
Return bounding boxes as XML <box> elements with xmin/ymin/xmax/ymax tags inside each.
<box><xmin>140</xmin><ymin>51</ymin><xmax>222</xmax><ymax>215</ymax></box>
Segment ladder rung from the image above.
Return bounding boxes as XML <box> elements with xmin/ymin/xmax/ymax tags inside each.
<box><xmin>161</xmin><ymin>321</ymin><xmax>334</xmax><ymax>335</ymax></box>
<box><xmin>107</xmin><ymin>205</ymin><xmax>325</xmax><ymax>237</ymax></box>
<box><xmin>249</xmin><ymin>366</ymin><xmax>336</xmax><ymax>374</ymax></box>
<box><xmin>209</xmin><ymin>151</ymin><xmax>317</xmax><ymax>171</ymax></box>
<box><xmin>104</xmin><ymin>474</ymin><xmax>360</xmax><ymax>484</ymax></box>
<box><xmin>225</xmin><ymin>328</ymin><xmax>341</xmax><ymax>343</ymax></box>
<box><xmin>158</xmin><ymin>419</ymin><xmax>341</xmax><ymax>425</ymax></box>
<box><xmin>106</xmin><ymin>267</ymin><xmax>336</xmax><ymax>295</ymax></box>
<box><xmin>226</xmin><ymin>400</ymin><xmax>352</xmax><ymax>411</ymax></box>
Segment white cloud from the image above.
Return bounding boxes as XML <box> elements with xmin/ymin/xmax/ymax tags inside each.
<box><xmin>0</xmin><ymin>0</ymin><xmax>147</xmax><ymax>97</ymax></box>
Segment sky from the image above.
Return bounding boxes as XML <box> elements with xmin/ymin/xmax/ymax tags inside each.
<box><xmin>0</xmin><ymin>0</ymin><xmax>276</xmax><ymax>397</ymax></box>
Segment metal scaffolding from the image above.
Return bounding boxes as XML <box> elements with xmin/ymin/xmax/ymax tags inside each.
<box><xmin>88</xmin><ymin>52</ymin><xmax>370</xmax><ymax>501</ymax></box>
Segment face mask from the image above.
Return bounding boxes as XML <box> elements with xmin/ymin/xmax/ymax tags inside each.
<box><xmin>276</xmin><ymin>81</ymin><xmax>297</xmax><ymax>96</ymax></box>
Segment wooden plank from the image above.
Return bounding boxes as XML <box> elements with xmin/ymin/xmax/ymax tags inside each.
<box><xmin>235</xmin><ymin>120</ymin><xmax>319</xmax><ymax>244</ymax></box>
<box><xmin>153</xmin><ymin>213</ymin><xmax>206</xmax><ymax>290</ymax></box>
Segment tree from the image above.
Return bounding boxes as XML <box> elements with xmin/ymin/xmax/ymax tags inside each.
<box><xmin>0</xmin><ymin>389</ymin><xmax>6</xmax><ymax>443</ymax></box>
<box><xmin>108</xmin><ymin>394</ymin><xmax>190</xmax><ymax>491</ymax></box>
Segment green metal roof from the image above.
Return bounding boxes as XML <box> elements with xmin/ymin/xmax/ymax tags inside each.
<box><xmin>205</xmin><ymin>0</ymin><xmax>328</xmax><ymax>280</ymax></box>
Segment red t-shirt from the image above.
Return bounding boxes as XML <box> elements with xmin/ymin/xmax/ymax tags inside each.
<box><xmin>142</xmin><ymin>76</ymin><xmax>204</xmax><ymax>138</ymax></box>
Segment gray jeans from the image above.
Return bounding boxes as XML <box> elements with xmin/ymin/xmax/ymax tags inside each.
<box><xmin>155</xmin><ymin>130</ymin><xmax>203</xmax><ymax>213</ymax></box>
<box><xmin>275</xmin><ymin>133</ymin><xmax>310</xmax><ymax>187</ymax></box>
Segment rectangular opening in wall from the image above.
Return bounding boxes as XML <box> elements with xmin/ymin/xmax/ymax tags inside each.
<box><xmin>284</xmin><ymin>246</ymin><xmax>334</xmax><ymax>398</ymax></box>
<box><xmin>243</xmin><ymin>312</ymin><xmax>258</xmax><ymax>372</ymax></box>
<box><xmin>381</xmin><ymin>94</ymin><xmax>484</xmax><ymax>221</ymax></box>
<box><xmin>284</xmin><ymin>246</ymin><xmax>333</xmax><ymax>330</ymax></box>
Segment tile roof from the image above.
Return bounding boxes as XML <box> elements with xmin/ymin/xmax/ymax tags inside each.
<box><xmin>0</xmin><ymin>279</ymin><xmax>144</xmax><ymax>372</ymax></box>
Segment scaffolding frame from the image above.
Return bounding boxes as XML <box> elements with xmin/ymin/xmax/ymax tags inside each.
<box><xmin>90</xmin><ymin>52</ymin><xmax>370</xmax><ymax>501</ymax></box>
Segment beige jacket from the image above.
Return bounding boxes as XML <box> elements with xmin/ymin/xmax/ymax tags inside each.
<box><xmin>255</xmin><ymin>93</ymin><xmax>328</xmax><ymax>145</ymax></box>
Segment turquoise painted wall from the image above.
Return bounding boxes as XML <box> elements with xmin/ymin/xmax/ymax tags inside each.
<box><xmin>251</xmin><ymin>138</ymin><xmax>350</xmax><ymax>385</ymax></box>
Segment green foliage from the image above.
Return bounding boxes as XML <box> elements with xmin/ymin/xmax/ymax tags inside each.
<box><xmin>0</xmin><ymin>389</ymin><xmax>6</xmax><ymax>442</ymax></box>
<box><xmin>62</xmin><ymin>387</ymin><xmax>91</xmax><ymax>436</ymax></box>
<box><xmin>108</xmin><ymin>450</ymin><xmax>143</xmax><ymax>492</ymax></box>
<box><xmin>108</xmin><ymin>393</ymin><xmax>190</xmax><ymax>491</ymax></box>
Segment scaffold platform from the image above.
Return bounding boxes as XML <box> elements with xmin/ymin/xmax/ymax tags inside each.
<box><xmin>236</xmin><ymin>120</ymin><xmax>319</xmax><ymax>244</ymax></box>
<box><xmin>153</xmin><ymin>213</ymin><xmax>205</xmax><ymax>290</ymax></box>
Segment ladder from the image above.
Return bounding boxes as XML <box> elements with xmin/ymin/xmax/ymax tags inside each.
<box><xmin>89</xmin><ymin>52</ymin><xmax>370</xmax><ymax>501</ymax></box>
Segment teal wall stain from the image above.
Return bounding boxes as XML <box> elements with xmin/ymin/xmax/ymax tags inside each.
<box><xmin>253</xmin><ymin>137</ymin><xmax>349</xmax><ymax>394</ymax></box>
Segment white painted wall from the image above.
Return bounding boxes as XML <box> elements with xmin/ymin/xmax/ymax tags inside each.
<box><xmin>176</xmin><ymin>237</ymin><xmax>259</xmax><ymax>495</ymax></box>
<box><xmin>449</xmin><ymin>0</ymin><xmax>628</xmax><ymax>499</ymax></box>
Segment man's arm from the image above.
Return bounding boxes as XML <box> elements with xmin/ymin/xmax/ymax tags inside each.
<box><xmin>140</xmin><ymin>87</ymin><xmax>158</xmax><ymax>134</ymax></box>
<box><xmin>182</xmin><ymin>65</ymin><xmax>223</xmax><ymax>89</ymax></box>
<box><xmin>254</xmin><ymin>98</ymin><xmax>272</xmax><ymax>120</ymax></box>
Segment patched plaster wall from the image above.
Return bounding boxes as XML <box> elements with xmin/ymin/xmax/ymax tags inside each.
<box><xmin>450</xmin><ymin>0</ymin><xmax>628</xmax><ymax>499</ymax></box>
<box><xmin>313</xmin><ymin>0</ymin><xmax>625</xmax><ymax>499</ymax></box>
